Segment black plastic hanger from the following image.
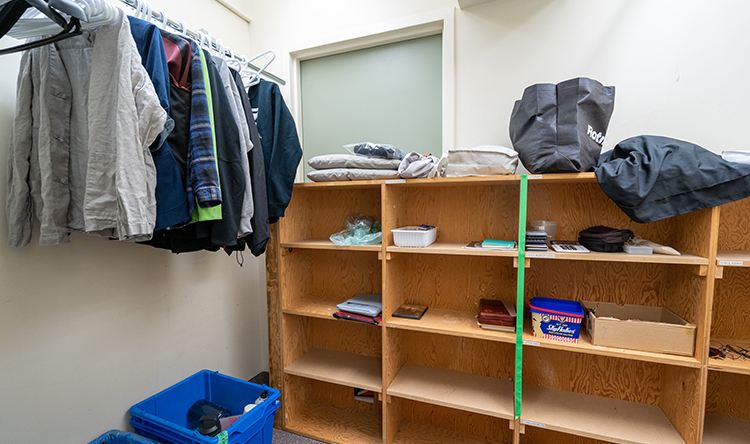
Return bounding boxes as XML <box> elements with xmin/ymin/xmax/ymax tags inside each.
<box><xmin>0</xmin><ymin>13</ymin><xmax>81</xmax><ymax>56</ymax></box>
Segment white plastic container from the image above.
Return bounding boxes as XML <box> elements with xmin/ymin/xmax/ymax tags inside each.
<box><xmin>529</xmin><ymin>220</ymin><xmax>557</xmax><ymax>242</ymax></box>
<box><xmin>392</xmin><ymin>226</ymin><xmax>438</xmax><ymax>247</ymax></box>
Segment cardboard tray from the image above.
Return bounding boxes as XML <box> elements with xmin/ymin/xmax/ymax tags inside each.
<box><xmin>581</xmin><ymin>301</ymin><xmax>696</xmax><ymax>356</ymax></box>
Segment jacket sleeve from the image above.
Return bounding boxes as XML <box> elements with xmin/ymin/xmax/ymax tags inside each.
<box><xmin>6</xmin><ymin>51</ymin><xmax>35</xmax><ymax>247</ymax></box>
<box><xmin>266</xmin><ymin>84</ymin><xmax>303</xmax><ymax>221</ymax></box>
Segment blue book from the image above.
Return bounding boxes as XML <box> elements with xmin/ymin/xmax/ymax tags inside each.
<box><xmin>481</xmin><ymin>239</ymin><xmax>517</xmax><ymax>250</ymax></box>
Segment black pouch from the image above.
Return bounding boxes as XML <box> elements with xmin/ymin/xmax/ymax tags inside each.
<box><xmin>578</xmin><ymin>226</ymin><xmax>633</xmax><ymax>253</ymax></box>
<box><xmin>509</xmin><ymin>77</ymin><xmax>615</xmax><ymax>173</ymax></box>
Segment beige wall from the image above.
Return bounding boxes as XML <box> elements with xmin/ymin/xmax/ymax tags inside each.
<box><xmin>1</xmin><ymin>0</ymin><xmax>749</xmax><ymax>442</ymax></box>
<box><xmin>0</xmin><ymin>1</ymin><xmax>268</xmax><ymax>443</ymax></box>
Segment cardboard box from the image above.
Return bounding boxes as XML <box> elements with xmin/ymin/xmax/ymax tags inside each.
<box><xmin>581</xmin><ymin>301</ymin><xmax>696</xmax><ymax>356</ymax></box>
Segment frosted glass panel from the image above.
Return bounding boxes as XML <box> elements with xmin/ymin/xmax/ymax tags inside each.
<box><xmin>300</xmin><ymin>34</ymin><xmax>442</xmax><ymax>180</ymax></box>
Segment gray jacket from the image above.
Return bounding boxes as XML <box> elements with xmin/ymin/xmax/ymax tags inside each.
<box><xmin>215</xmin><ymin>56</ymin><xmax>254</xmax><ymax>238</ymax></box>
<box><xmin>6</xmin><ymin>9</ymin><xmax>166</xmax><ymax>247</ymax></box>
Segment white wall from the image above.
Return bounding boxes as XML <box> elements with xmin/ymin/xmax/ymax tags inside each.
<box><xmin>0</xmin><ymin>1</ymin><xmax>269</xmax><ymax>443</ymax></box>
<box><xmin>245</xmin><ymin>0</ymin><xmax>750</xmax><ymax>156</ymax></box>
<box><xmin>2</xmin><ymin>0</ymin><xmax>750</xmax><ymax>442</ymax></box>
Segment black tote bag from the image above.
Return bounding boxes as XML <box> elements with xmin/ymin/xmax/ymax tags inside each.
<box><xmin>509</xmin><ymin>77</ymin><xmax>615</xmax><ymax>174</ymax></box>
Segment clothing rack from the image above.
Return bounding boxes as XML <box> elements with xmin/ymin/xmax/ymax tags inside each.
<box><xmin>118</xmin><ymin>0</ymin><xmax>286</xmax><ymax>85</ymax></box>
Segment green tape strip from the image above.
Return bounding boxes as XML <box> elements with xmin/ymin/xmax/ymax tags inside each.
<box><xmin>218</xmin><ymin>430</ymin><xmax>228</xmax><ymax>444</ymax></box>
<box><xmin>515</xmin><ymin>175</ymin><xmax>528</xmax><ymax>420</ymax></box>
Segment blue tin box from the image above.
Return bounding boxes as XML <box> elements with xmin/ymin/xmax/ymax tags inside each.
<box><xmin>530</xmin><ymin>297</ymin><xmax>585</xmax><ymax>343</ymax></box>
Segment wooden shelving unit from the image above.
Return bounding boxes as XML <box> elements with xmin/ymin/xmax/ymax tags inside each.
<box><xmin>702</xmin><ymin>198</ymin><xmax>750</xmax><ymax>442</ymax></box>
<box><xmin>268</xmin><ymin>174</ymin><xmax>735</xmax><ymax>444</ymax></box>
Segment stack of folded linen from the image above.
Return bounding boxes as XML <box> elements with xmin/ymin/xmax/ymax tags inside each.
<box><xmin>307</xmin><ymin>154</ymin><xmax>401</xmax><ymax>182</ymax></box>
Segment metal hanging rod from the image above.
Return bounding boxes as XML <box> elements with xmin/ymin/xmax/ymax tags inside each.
<box><xmin>118</xmin><ymin>0</ymin><xmax>285</xmax><ymax>85</ymax></box>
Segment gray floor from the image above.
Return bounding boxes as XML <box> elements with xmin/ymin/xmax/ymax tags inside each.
<box><xmin>272</xmin><ymin>428</ymin><xmax>324</xmax><ymax>443</ymax></box>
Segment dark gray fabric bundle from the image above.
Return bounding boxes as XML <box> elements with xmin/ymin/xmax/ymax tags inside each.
<box><xmin>595</xmin><ymin>135</ymin><xmax>750</xmax><ymax>223</ymax></box>
<box><xmin>509</xmin><ymin>77</ymin><xmax>615</xmax><ymax>173</ymax></box>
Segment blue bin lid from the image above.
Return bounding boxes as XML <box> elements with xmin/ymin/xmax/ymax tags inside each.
<box><xmin>529</xmin><ymin>297</ymin><xmax>584</xmax><ymax>318</ymax></box>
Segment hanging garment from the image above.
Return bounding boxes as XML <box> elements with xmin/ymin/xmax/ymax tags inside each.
<box><xmin>595</xmin><ymin>135</ymin><xmax>750</xmax><ymax>223</ymax></box>
<box><xmin>141</xmin><ymin>50</ymin><xmax>246</xmax><ymax>253</ymax></box>
<box><xmin>199</xmin><ymin>49</ymin><xmax>245</xmax><ymax>246</ymax></box>
<box><xmin>247</xmin><ymin>79</ymin><xmax>303</xmax><ymax>223</ymax></box>
<box><xmin>230</xmin><ymin>68</ymin><xmax>270</xmax><ymax>257</ymax></box>
<box><xmin>128</xmin><ymin>16</ymin><xmax>190</xmax><ymax>231</ymax></box>
<box><xmin>190</xmin><ymin>43</ymin><xmax>222</xmax><ymax>221</ymax></box>
<box><xmin>159</xmin><ymin>29</ymin><xmax>192</xmax><ymax>183</ymax></box>
<box><xmin>7</xmin><ymin>8</ymin><xmax>166</xmax><ymax>247</ymax></box>
<box><xmin>215</xmin><ymin>55</ymin><xmax>254</xmax><ymax>238</ymax></box>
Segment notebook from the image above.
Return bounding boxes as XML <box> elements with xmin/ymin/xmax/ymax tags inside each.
<box><xmin>336</xmin><ymin>293</ymin><xmax>382</xmax><ymax>317</ymax></box>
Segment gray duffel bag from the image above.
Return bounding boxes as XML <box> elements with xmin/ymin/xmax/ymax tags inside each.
<box><xmin>509</xmin><ymin>77</ymin><xmax>615</xmax><ymax>174</ymax></box>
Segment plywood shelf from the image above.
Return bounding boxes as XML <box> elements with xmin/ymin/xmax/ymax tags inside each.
<box><xmin>386</xmin><ymin>242</ymin><xmax>707</xmax><ymax>265</ymax></box>
<box><xmin>281</xmin><ymin>239</ymin><xmax>382</xmax><ymax>252</ymax></box>
<box><xmin>284</xmin><ymin>400</ymin><xmax>382</xmax><ymax>444</ymax></box>
<box><xmin>282</xmin><ymin>299</ymin><xmax>339</xmax><ymax>319</ymax></box>
<box><xmin>385</xmin><ymin>308</ymin><xmax>515</xmax><ymax>344</ymax></box>
<box><xmin>387</xmin><ymin>242</ymin><xmax>518</xmax><ymax>258</ymax></box>
<box><xmin>526</xmin><ymin>250</ymin><xmax>708</xmax><ymax>266</ymax></box>
<box><xmin>522</xmin><ymin>385</ymin><xmax>685</xmax><ymax>444</ymax></box>
<box><xmin>294</xmin><ymin>180</ymin><xmax>384</xmax><ymax>189</ymax></box>
<box><xmin>716</xmin><ymin>250</ymin><xmax>750</xmax><ymax>267</ymax></box>
<box><xmin>392</xmin><ymin>420</ymin><xmax>502</xmax><ymax>444</ymax></box>
<box><xmin>387</xmin><ymin>363</ymin><xmax>514</xmax><ymax>420</ymax></box>
<box><xmin>707</xmin><ymin>338</ymin><xmax>750</xmax><ymax>376</ymax></box>
<box><xmin>285</xmin><ymin>348</ymin><xmax>383</xmax><ymax>392</ymax></box>
<box><xmin>702</xmin><ymin>413</ymin><xmax>750</xmax><ymax>444</ymax></box>
<box><xmin>522</xmin><ymin>325</ymin><xmax>701</xmax><ymax>368</ymax></box>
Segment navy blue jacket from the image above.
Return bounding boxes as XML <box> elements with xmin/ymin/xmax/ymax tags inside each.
<box><xmin>248</xmin><ymin>80</ymin><xmax>302</xmax><ymax>223</ymax></box>
<box><xmin>128</xmin><ymin>17</ymin><xmax>190</xmax><ymax>230</ymax></box>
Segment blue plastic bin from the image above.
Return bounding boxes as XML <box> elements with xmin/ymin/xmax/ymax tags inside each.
<box><xmin>129</xmin><ymin>370</ymin><xmax>280</xmax><ymax>444</ymax></box>
<box><xmin>89</xmin><ymin>430</ymin><xmax>159</xmax><ymax>444</ymax></box>
<box><xmin>529</xmin><ymin>297</ymin><xmax>584</xmax><ymax>343</ymax></box>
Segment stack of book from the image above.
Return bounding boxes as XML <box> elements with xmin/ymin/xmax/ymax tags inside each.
<box><xmin>477</xmin><ymin>299</ymin><xmax>517</xmax><ymax>332</ymax></box>
<box><xmin>333</xmin><ymin>293</ymin><xmax>382</xmax><ymax>325</ymax></box>
<box><xmin>525</xmin><ymin>230</ymin><xmax>548</xmax><ymax>252</ymax></box>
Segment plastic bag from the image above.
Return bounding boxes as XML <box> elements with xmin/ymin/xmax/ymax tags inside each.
<box><xmin>330</xmin><ymin>214</ymin><xmax>382</xmax><ymax>246</ymax></box>
<box><xmin>89</xmin><ymin>430</ymin><xmax>158</xmax><ymax>444</ymax></box>
<box><xmin>345</xmin><ymin>142</ymin><xmax>405</xmax><ymax>160</ymax></box>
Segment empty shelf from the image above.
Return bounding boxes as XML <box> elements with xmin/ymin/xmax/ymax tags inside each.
<box><xmin>522</xmin><ymin>385</ymin><xmax>685</xmax><ymax>444</ymax></box>
<box><xmin>387</xmin><ymin>363</ymin><xmax>514</xmax><ymax>420</ymax></box>
<box><xmin>285</xmin><ymin>348</ymin><xmax>382</xmax><ymax>392</ymax></box>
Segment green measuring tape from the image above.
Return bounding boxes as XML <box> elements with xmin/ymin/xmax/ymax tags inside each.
<box><xmin>515</xmin><ymin>175</ymin><xmax>528</xmax><ymax>420</ymax></box>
